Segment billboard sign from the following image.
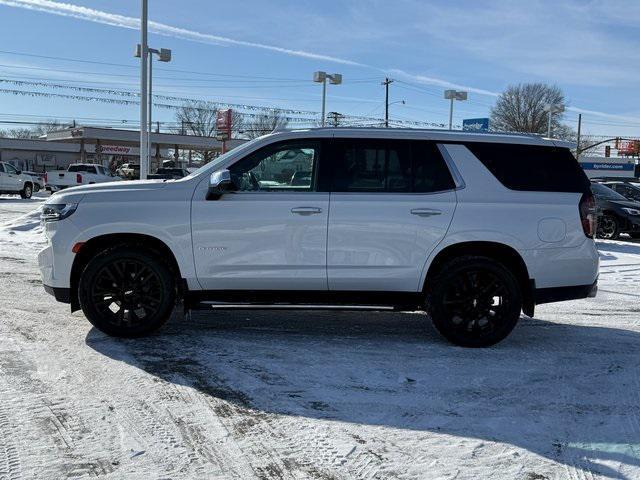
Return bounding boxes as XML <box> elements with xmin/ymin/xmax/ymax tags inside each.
<box><xmin>216</xmin><ymin>109</ymin><xmax>233</xmax><ymax>140</ymax></box>
<box><xmin>463</xmin><ymin>118</ymin><xmax>489</xmax><ymax>132</ymax></box>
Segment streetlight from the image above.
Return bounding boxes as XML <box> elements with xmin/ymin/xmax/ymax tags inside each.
<box><xmin>138</xmin><ymin>0</ymin><xmax>148</xmax><ymax>179</ymax></box>
<box><xmin>544</xmin><ymin>104</ymin><xmax>564</xmax><ymax>138</ymax></box>
<box><xmin>135</xmin><ymin>44</ymin><xmax>171</xmax><ymax>175</ymax></box>
<box><xmin>444</xmin><ymin>89</ymin><xmax>468</xmax><ymax>130</ymax></box>
<box><xmin>313</xmin><ymin>71</ymin><xmax>342</xmax><ymax>127</ymax></box>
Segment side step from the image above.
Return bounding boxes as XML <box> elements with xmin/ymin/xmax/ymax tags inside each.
<box><xmin>184</xmin><ymin>290</ymin><xmax>424</xmax><ymax>312</ymax></box>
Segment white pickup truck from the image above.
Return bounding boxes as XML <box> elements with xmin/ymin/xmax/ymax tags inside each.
<box><xmin>45</xmin><ymin>163</ymin><xmax>120</xmax><ymax>192</ymax></box>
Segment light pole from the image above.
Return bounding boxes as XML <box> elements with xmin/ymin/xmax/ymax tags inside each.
<box><xmin>313</xmin><ymin>71</ymin><xmax>342</xmax><ymax>127</ymax></box>
<box><xmin>444</xmin><ymin>89</ymin><xmax>468</xmax><ymax>130</ymax></box>
<box><xmin>544</xmin><ymin>104</ymin><xmax>564</xmax><ymax>138</ymax></box>
<box><xmin>136</xmin><ymin>45</ymin><xmax>171</xmax><ymax>174</ymax></box>
<box><xmin>138</xmin><ymin>0</ymin><xmax>148</xmax><ymax>179</ymax></box>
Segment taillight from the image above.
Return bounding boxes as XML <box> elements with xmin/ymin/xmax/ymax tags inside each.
<box><xmin>44</xmin><ymin>172</ymin><xmax>48</xmax><ymax>183</ymax></box>
<box><xmin>579</xmin><ymin>192</ymin><xmax>596</xmax><ymax>238</ymax></box>
<box><xmin>76</xmin><ymin>173</ymin><xmax>82</xmax><ymax>183</ymax></box>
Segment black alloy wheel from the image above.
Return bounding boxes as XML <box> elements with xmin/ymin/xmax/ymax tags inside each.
<box><xmin>428</xmin><ymin>256</ymin><xmax>522</xmax><ymax>347</ymax></box>
<box><xmin>597</xmin><ymin>215</ymin><xmax>619</xmax><ymax>240</ymax></box>
<box><xmin>79</xmin><ymin>247</ymin><xmax>176</xmax><ymax>337</ymax></box>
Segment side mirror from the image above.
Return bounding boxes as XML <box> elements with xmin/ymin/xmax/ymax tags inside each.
<box><xmin>206</xmin><ymin>169</ymin><xmax>234</xmax><ymax>200</ymax></box>
<box><xmin>16</xmin><ymin>170</ymin><xmax>21</xmax><ymax>175</ymax></box>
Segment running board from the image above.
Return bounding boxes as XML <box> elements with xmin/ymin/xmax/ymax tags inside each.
<box><xmin>193</xmin><ymin>302</ymin><xmax>396</xmax><ymax>311</ymax></box>
<box><xmin>184</xmin><ymin>290</ymin><xmax>424</xmax><ymax>312</ymax></box>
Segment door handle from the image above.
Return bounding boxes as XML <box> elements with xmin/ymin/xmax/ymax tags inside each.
<box><xmin>410</xmin><ymin>208</ymin><xmax>442</xmax><ymax>217</ymax></box>
<box><xmin>291</xmin><ymin>207</ymin><xmax>323</xmax><ymax>216</ymax></box>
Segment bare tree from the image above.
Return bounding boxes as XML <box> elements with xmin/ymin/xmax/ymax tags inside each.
<box><xmin>0</xmin><ymin>120</ymin><xmax>64</xmax><ymax>139</ymax></box>
<box><xmin>242</xmin><ymin>110</ymin><xmax>288</xmax><ymax>139</ymax></box>
<box><xmin>173</xmin><ymin>101</ymin><xmax>244</xmax><ymax>163</ymax></box>
<box><xmin>490</xmin><ymin>83</ymin><xmax>574</xmax><ymax>139</ymax></box>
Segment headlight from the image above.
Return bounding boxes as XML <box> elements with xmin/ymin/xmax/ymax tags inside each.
<box><xmin>41</xmin><ymin>203</ymin><xmax>78</xmax><ymax>222</ymax></box>
<box><xmin>622</xmin><ymin>207</ymin><xmax>640</xmax><ymax>216</ymax></box>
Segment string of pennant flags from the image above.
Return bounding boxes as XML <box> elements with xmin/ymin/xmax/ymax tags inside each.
<box><xmin>0</xmin><ymin>78</ymin><xmax>449</xmax><ymax>129</ymax></box>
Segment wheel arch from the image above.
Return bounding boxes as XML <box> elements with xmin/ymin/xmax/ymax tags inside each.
<box><xmin>69</xmin><ymin>233</ymin><xmax>183</xmax><ymax>312</ymax></box>
<box><xmin>423</xmin><ymin>241</ymin><xmax>534</xmax><ymax>317</ymax></box>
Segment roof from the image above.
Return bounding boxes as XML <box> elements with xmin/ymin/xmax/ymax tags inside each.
<box><xmin>270</xmin><ymin>127</ymin><xmax>571</xmax><ymax>148</ymax></box>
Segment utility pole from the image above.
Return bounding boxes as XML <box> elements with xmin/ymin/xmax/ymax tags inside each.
<box><xmin>576</xmin><ymin>114</ymin><xmax>582</xmax><ymax>160</ymax></box>
<box><xmin>382</xmin><ymin>78</ymin><xmax>394</xmax><ymax>128</ymax></box>
<box><xmin>139</xmin><ymin>0</ymin><xmax>148</xmax><ymax>179</ymax></box>
<box><xmin>327</xmin><ymin>112</ymin><xmax>343</xmax><ymax>127</ymax></box>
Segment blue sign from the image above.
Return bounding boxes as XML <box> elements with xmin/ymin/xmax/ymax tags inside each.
<box><xmin>463</xmin><ymin>118</ymin><xmax>490</xmax><ymax>132</ymax></box>
<box><xmin>580</xmin><ymin>162</ymin><xmax>634</xmax><ymax>171</ymax></box>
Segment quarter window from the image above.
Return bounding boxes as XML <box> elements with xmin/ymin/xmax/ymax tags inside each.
<box><xmin>230</xmin><ymin>140</ymin><xmax>320</xmax><ymax>192</ymax></box>
<box><xmin>464</xmin><ymin>143</ymin><xmax>590</xmax><ymax>193</ymax></box>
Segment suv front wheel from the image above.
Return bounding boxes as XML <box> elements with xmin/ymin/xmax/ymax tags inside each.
<box><xmin>78</xmin><ymin>246</ymin><xmax>177</xmax><ymax>337</ymax></box>
<box><xmin>427</xmin><ymin>256</ymin><xmax>522</xmax><ymax>347</ymax></box>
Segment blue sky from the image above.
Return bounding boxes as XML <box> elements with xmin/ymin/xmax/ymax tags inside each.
<box><xmin>0</xmin><ymin>0</ymin><xmax>638</xmax><ymax>137</ymax></box>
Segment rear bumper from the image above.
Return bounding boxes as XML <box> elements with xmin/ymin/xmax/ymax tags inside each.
<box><xmin>44</xmin><ymin>284</ymin><xmax>71</xmax><ymax>303</ymax></box>
<box><xmin>535</xmin><ymin>279</ymin><xmax>598</xmax><ymax>305</ymax></box>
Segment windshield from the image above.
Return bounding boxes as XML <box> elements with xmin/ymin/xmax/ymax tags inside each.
<box><xmin>185</xmin><ymin>138</ymin><xmax>260</xmax><ymax>178</ymax></box>
<box><xmin>591</xmin><ymin>183</ymin><xmax>628</xmax><ymax>201</ymax></box>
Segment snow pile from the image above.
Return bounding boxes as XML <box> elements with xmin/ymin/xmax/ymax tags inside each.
<box><xmin>0</xmin><ymin>205</ymin><xmax>45</xmax><ymax>250</ymax></box>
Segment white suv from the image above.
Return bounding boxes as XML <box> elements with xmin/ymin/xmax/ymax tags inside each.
<box><xmin>38</xmin><ymin>128</ymin><xmax>599</xmax><ymax>347</ymax></box>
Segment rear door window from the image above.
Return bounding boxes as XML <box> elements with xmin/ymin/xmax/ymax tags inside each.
<box><xmin>328</xmin><ymin>139</ymin><xmax>454</xmax><ymax>193</ymax></box>
<box><xmin>464</xmin><ymin>143</ymin><xmax>590</xmax><ymax>193</ymax></box>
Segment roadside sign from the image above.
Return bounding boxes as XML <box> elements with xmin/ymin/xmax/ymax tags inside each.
<box><xmin>216</xmin><ymin>109</ymin><xmax>232</xmax><ymax>141</ymax></box>
<box><xmin>463</xmin><ymin>118</ymin><xmax>489</xmax><ymax>132</ymax></box>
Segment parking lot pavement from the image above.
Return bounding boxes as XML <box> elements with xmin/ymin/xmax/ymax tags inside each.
<box><xmin>1</xmin><ymin>196</ymin><xmax>640</xmax><ymax>480</ymax></box>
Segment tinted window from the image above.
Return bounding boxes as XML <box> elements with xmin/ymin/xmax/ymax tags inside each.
<box><xmin>591</xmin><ymin>183</ymin><xmax>628</xmax><ymax>201</ymax></box>
<box><xmin>230</xmin><ymin>140</ymin><xmax>320</xmax><ymax>191</ymax></box>
<box><xmin>68</xmin><ymin>165</ymin><xmax>97</xmax><ymax>173</ymax></box>
<box><xmin>0</xmin><ymin>163</ymin><xmax>4</xmax><ymax>173</ymax></box>
<box><xmin>329</xmin><ymin>139</ymin><xmax>454</xmax><ymax>193</ymax></box>
<box><xmin>4</xmin><ymin>163</ymin><xmax>17</xmax><ymax>174</ymax></box>
<box><xmin>465</xmin><ymin>143</ymin><xmax>590</xmax><ymax>193</ymax></box>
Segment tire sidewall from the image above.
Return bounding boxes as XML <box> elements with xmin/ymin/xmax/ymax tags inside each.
<box><xmin>78</xmin><ymin>247</ymin><xmax>176</xmax><ymax>337</ymax></box>
<box><xmin>598</xmin><ymin>215</ymin><xmax>619</xmax><ymax>240</ymax></box>
<box><xmin>21</xmin><ymin>184</ymin><xmax>32</xmax><ymax>199</ymax></box>
<box><xmin>428</xmin><ymin>257</ymin><xmax>522</xmax><ymax>348</ymax></box>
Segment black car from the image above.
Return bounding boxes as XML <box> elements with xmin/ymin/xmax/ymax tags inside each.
<box><xmin>591</xmin><ymin>183</ymin><xmax>640</xmax><ymax>239</ymax></box>
<box><xmin>147</xmin><ymin>168</ymin><xmax>190</xmax><ymax>180</ymax></box>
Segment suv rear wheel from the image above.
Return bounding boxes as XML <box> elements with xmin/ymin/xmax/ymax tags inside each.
<box><xmin>427</xmin><ymin>256</ymin><xmax>522</xmax><ymax>347</ymax></box>
<box><xmin>78</xmin><ymin>246</ymin><xmax>177</xmax><ymax>337</ymax></box>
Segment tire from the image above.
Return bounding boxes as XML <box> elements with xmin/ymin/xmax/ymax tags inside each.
<box><xmin>78</xmin><ymin>246</ymin><xmax>177</xmax><ymax>337</ymax></box>
<box><xmin>33</xmin><ymin>184</ymin><xmax>40</xmax><ymax>193</ymax></box>
<box><xmin>629</xmin><ymin>232</ymin><xmax>640</xmax><ymax>239</ymax></box>
<box><xmin>597</xmin><ymin>214</ymin><xmax>619</xmax><ymax>240</ymax></box>
<box><xmin>427</xmin><ymin>256</ymin><xmax>522</xmax><ymax>348</ymax></box>
<box><xmin>19</xmin><ymin>183</ymin><xmax>32</xmax><ymax>199</ymax></box>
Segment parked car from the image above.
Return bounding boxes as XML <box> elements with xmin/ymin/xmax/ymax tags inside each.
<box><xmin>598</xmin><ymin>180</ymin><xmax>640</xmax><ymax>203</ymax></box>
<box><xmin>45</xmin><ymin>164</ymin><xmax>120</xmax><ymax>193</ymax></box>
<box><xmin>38</xmin><ymin>128</ymin><xmax>599</xmax><ymax>347</ymax></box>
<box><xmin>22</xmin><ymin>170</ymin><xmax>45</xmax><ymax>193</ymax></box>
<box><xmin>147</xmin><ymin>167</ymin><xmax>190</xmax><ymax>180</ymax></box>
<box><xmin>0</xmin><ymin>162</ymin><xmax>36</xmax><ymax>198</ymax></box>
<box><xmin>591</xmin><ymin>182</ymin><xmax>640</xmax><ymax>239</ymax></box>
<box><xmin>116</xmin><ymin>163</ymin><xmax>140</xmax><ymax>180</ymax></box>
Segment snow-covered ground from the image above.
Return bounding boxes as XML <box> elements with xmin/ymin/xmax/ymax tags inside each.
<box><xmin>1</xmin><ymin>194</ymin><xmax>640</xmax><ymax>480</ymax></box>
